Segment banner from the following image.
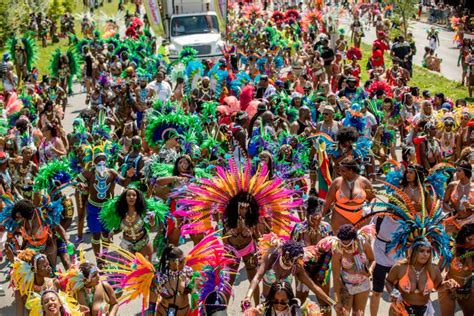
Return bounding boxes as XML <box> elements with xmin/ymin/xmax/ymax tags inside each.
<box><xmin>144</xmin><ymin>0</ymin><xmax>165</xmax><ymax>36</ymax></box>
<box><xmin>214</xmin><ymin>0</ymin><xmax>225</xmax><ymax>32</ymax></box>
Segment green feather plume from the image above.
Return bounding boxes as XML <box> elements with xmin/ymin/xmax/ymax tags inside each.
<box><xmin>33</xmin><ymin>158</ymin><xmax>74</xmax><ymax>192</ymax></box>
<box><xmin>99</xmin><ymin>196</ymin><xmax>121</xmax><ymax>232</ymax></box>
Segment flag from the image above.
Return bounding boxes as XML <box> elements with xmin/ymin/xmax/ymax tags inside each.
<box><xmin>317</xmin><ymin>142</ymin><xmax>332</xmax><ymax>199</ymax></box>
<box><xmin>144</xmin><ymin>0</ymin><xmax>165</xmax><ymax>36</ymax></box>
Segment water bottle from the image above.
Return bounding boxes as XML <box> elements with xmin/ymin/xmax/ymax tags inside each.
<box><xmin>67</xmin><ymin>243</ymin><xmax>75</xmax><ymax>256</ymax></box>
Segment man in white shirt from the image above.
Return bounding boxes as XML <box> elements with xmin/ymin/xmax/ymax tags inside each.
<box><xmin>147</xmin><ymin>70</ymin><xmax>172</xmax><ymax>102</ymax></box>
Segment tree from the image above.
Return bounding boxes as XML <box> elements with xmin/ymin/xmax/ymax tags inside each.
<box><xmin>62</xmin><ymin>0</ymin><xmax>75</xmax><ymax>13</ymax></box>
<box><xmin>47</xmin><ymin>0</ymin><xmax>65</xmax><ymax>21</ymax></box>
<box><xmin>390</xmin><ymin>0</ymin><xmax>418</xmax><ymax>38</ymax></box>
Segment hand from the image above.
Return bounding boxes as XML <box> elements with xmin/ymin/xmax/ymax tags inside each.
<box><xmin>126</xmin><ymin>167</ymin><xmax>136</xmax><ymax>178</ymax></box>
<box><xmin>77</xmin><ymin>183</ymin><xmax>88</xmax><ymax>191</ymax></box>
<box><xmin>241</xmin><ymin>297</ymin><xmax>251</xmax><ymax>311</ymax></box>
<box><xmin>79</xmin><ymin>305</ymin><xmax>90</xmax><ymax>313</ymax></box>
<box><xmin>335</xmin><ymin>303</ymin><xmax>346</xmax><ymax>315</ymax></box>
<box><xmin>443</xmin><ymin>279</ymin><xmax>460</xmax><ymax>289</ymax></box>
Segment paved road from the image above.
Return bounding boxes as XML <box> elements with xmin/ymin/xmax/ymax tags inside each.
<box><xmin>341</xmin><ymin>16</ymin><xmax>469</xmax><ymax>83</ymax></box>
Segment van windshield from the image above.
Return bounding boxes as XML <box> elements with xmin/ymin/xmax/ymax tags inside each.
<box><xmin>171</xmin><ymin>15</ymin><xmax>219</xmax><ymax>37</ymax></box>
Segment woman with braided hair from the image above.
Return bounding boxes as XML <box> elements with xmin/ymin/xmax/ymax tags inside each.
<box><xmin>242</xmin><ymin>239</ymin><xmax>335</xmax><ymax>312</ymax></box>
<box><xmin>330</xmin><ymin>224</ymin><xmax>374</xmax><ymax>316</ymax></box>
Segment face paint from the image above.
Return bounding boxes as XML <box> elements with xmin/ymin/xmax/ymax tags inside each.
<box><xmin>95</xmin><ymin>161</ymin><xmax>106</xmax><ymax>176</ymax></box>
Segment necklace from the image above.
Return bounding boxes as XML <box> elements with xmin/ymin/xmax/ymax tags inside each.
<box><xmin>278</xmin><ymin>255</ymin><xmax>293</xmax><ymax>271</ymax></box>
<box><xmin>93</xmin><ymin>171</ymin><xmax>110</xmax><ymax>200</ymax></box>
<box><xmin>413</xmin><ymin>266</ymin><xmax>424</xmax><ymax>282</ymax></box>
<box><xmin>459</xmin><ymin>181</ymin><xmax>471</xmax><ymax>189</ymax></box>
<box><xmin>85</xmin><ymin>286</ymin><xmax>95</xmax><ymax>307</ymax></box>
<box><xmin>125</xmin><ymin>211</ymin><xmax>137</xmax><ymax>224</ymax></box>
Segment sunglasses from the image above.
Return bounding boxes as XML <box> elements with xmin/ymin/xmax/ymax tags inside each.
<box><xmin>272</xmin><ymin>300</ymin><xmax>289</xmax><ymax>306</ymax></box>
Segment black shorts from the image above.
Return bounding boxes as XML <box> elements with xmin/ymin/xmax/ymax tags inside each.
<box><xmin>372</xmin><ymin>263</ymin><xmax>392</xmax><ymax>293</ymax></box>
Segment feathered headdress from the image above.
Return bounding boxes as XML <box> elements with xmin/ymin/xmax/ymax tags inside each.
<box><xmin>25</xmin><ymin>290</ymin><xmax>83</xmax><ymax>316</ymax></box>
<box><xmin>243</xmin><ymin>5</ymin><xmax>263</xmax><ymax>20</ymax></box>
<box><xmin>11</xmin><ymin>250</ymin><xmax>47</xmax><ymax>297</ymax></box>
<box><xmin>271</xmin><ymin>11</ymin><xmax>285</xmax><ymax>25</ymax></box>
<box><xmin>91</xmin><ymin>110</ymin><xmax>111</xmax><ymax>140</ymax></box>
<box><xmin>368</xmin><ymin>80</ymin><xmax>392</xmax><ymax>98</ymax></box>
<box><xmin>346</xmin><ymin>47</ymin><xmax>362</xmax><ymax>61</ymax></box>
<box><xmin>33</xmin><ymin>158</ymin><xmax>74</xmax><ymax>193</ymax></box>
<box><xmin>175</xmin><ymin>159</ymin><xmax>301</xmax><ymax>237</ymax></box>
<box><xmin>425</xmin><ymin>163</ymin><xmax>455</xmax><ymax>198</ymax></box>
<box><xmin>343</xmin><ymin>103</ymin><xmax>367</xmax><ymax>135</ymax></box>
<box><xmin>99</xmin><ymin>195</ymin><xmax>169</xmax><ymax>232</ymax></box>
<box><xmin>368</xmin><ymin>180</ymin><xmax>452</xmax><ymax>266</ymax></box>
<box><xmin>144</xmin><ymin>108</ymin><xmax>200</xmax><ymax>148</ymax></box>
<box><xmin>301</xmin><ymin>10</ymin><xmax>323</xmax><ymax>33</ymax></box>
<box><xmin>101</xmin><ymin>233</ymin><xmax>232</xmax><ymax>313</ymax></box>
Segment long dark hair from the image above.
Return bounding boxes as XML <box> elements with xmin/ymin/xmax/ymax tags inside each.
<box><xmin>224</xmin><ymin>191</ymin><xmax>259</xmax><ymax>228</ymax></box>
<box><xmin>263</xmin><ymin>281</ymin><xmax>300</xmax><ymax>316</ymax></box>
<box><xmin>456</xmin><ymin>223</ymin><xmax>474</xmax><ymax>259</ymax></box>
<box><xmin>12</xmin><ymin>199</ymin><xmax>35</xmax><ymax>220</ymax></box>
<box><xmin>172</xmin><ymin>155</ymin><xmax>195</xmax><ymax>176</ymax></box>
<box><xmin>401</xmin><ymin>164</ymin><xmax>426</xmax><ymax>188</ymax></box>
<box><xmin>157</xmin><ymin>245</ymin><xmax>184</xmax><ymax>274</ymax></box>
<box><xmin>259</xmin><ymin>151</ymin><xmax>274</xmax><ymax>179</ymax></box>
<box><xmin>116</xmin><ymin>188</ymin><xmax>146</xmax><ymax>219</ymax></box>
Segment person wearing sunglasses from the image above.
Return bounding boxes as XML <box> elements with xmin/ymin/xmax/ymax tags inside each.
<box><xmin>244</xmin><ymin>280</ymin><xmax>309</xmax><ymax>316</ymax></box>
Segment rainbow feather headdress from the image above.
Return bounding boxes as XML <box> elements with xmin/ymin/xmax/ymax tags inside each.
<box><xmin>100</xmin><ymin>233</ymin><xmax>234</xmax><ymax>313</ymax></box>
<box><xmin>369</xmin><ymin>180</ymin><xmax>452</xmax><ymax>266</ymax></box>
<box><xmin>175</xmin><ymin>158</ymin><xmax>301</xmax><ymax>237</ymax></box>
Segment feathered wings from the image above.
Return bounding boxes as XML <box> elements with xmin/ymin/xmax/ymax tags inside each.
<box><xmin>176</xmin><ymin>159</ymin><xmax>301</xmax><ymax>237</ymax></box>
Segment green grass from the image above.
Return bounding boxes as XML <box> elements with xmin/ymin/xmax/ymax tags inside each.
<box><xmin>30</xmin><ymin>0</ymin><xmax>134</xmax><ymax>75</ymax></box>
<box><xmin>358</xmin><ymin>41</ymin><xmax>470</xmax><ymax>101</ymax></box>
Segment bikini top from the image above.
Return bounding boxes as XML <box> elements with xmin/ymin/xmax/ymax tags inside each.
<box><xmin>336</xmin><ymin>182</ymin><xmax>366</xmax><ymax>206</ymax></box>
<box><xmin>450</xmin><ymin>182</ymin><xmax>474</xmax><ymax>206</ymax></box>
<box><xmin>398</xmin><ymin>266</ymin><xmax>434</xmax><ymax>295</ymax></box>
<box><xmin>21</xmin><ymin>211</ymin><xmax>51</xmax><ymax>247</ymax></box>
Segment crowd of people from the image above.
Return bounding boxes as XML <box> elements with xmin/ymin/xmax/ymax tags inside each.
<box><xmin>0</xmin><ymin>0</ymin><xmax>473</xmax><ymax>315</ymax></box>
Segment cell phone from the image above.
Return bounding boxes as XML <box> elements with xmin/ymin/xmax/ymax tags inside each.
<box><xmin>167</xmin><ymin>305</ymin><xmax>178</xmax><ymax>316</ymax></box>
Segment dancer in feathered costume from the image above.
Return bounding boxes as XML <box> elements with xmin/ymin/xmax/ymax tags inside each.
<box><xmin>381</xmin><ymin>179</ymin><xmax>459</xmax><ymax>316</ymax></box>
<box><xmin>49</xmin><ymin>48</ymin><xmax>82</xmax><ymax>95</ymax></box>
<box><xmin>11</xmin><ymin>249</ymin><xmax>57</xmax><ymax>315</ymax></box>
<box><xmin>100</xmin><ymin>233</ymin><xmax>234</xmax><ymax>315</ymax></box>
<box><xmin>175</xmin><ymin>158</ymin><xmax>301</xmax><ymax>303</ymax></box>
<box><xmin>99</xmin><ymin>186</ymin><xmax>169</xmax><ymax>259</ymax></box>
<box><xmin>313</xmin><ymin>224</ymin><xmax>374</xmax><ymax>315</ymax></box>
<box><xmin>25</xmin><ymin>289</ymin><xmax>83</xmax><ymax>316</ymax></box>
<box><xmin>301</xmin><ymin>10</ymin><xmax>323</xmax><ymax>33</ymax></box>
<box><xmin>241</xmin><ymin>231</ymin><xmax>335</xmax><ymax>312</ymax></box>
<box><xmin>291</xmin><ymin>197</ymin><xmax>333</xmax><ymax>305</ymax></box>
<box><xmin>57</xmin><ymin>257</ymin><xmax>118</xmax><ymax>316</ymax></box>
<box><xmin>7</xmin><ymin>34</ymin><xmax>38</xmax><ymax>83</ymax></box>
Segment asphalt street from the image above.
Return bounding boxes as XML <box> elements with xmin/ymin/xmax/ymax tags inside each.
<box><xmin>341</xmin><ymin>16</ymin><xmax>470</xmax><ymax>83</ymax></box>
<box><xmin>0</xmin><ymin>14</ymin><xmax>467</xmax><ymax>313</ymax></box>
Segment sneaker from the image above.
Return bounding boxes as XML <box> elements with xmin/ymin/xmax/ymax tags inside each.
<box><xmin>0</xmin><ymin>286</ymin><xmax>5</xmax><ymax>296</ymax></box>
<box><xmin>71</xmin><ymin>236</ymin><xmax>84</xmax><ymax>245</ymax></box>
